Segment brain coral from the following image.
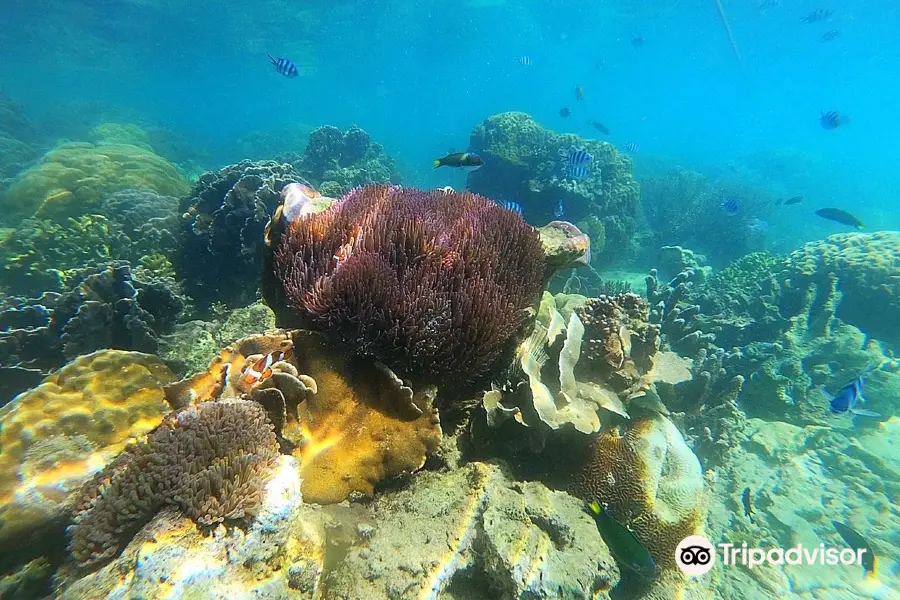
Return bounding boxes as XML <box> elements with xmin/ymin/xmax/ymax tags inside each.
<box><xmin>466</xmin><ymin>112</ymin><xmax>641</xmax><ymax>265</ymax></box>
<box><xmin>0</xmin><ymin>350</ymin><xmax>175</xmax><ymax>566</ymax></box>
<box><xmin>0</xmin><ymin>142</ymin><xmax>190</xmax><ymax>227</ymax></box>
<box><xmin>780</xmin><ymin>231</ymin><xmax>900</xmax><ymax>344</ymax></box>
<box><xmin>571</xmin><ymin>414</ymin><xmax>707</xmax><ymax>570</ymax></box>
<box><xmin>68</xmin><ymin>398</ymin><xmax>280</xmax><ymax>568</ymax></box>
<box><xmin>264</xmin><ymin>184</ymin><xmax>547</xmax><ymax>395</ymax></box>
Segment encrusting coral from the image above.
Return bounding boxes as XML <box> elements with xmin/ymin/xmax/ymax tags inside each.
<box><xmin>0</xmin><ymin>350</ymin><xmax>175</xmax><ymax>571</ymax></box>
<box><xmin>164</xmin><ymin>329</ymin><xmax>443</xmax><ymax>504</ymax></box>
<box><xmin>264</xmin><ymin>184</ymin><xmax>548</xmax><ymax>395</ymax></box>
<box><xmin>67</xmin><ymin>398</ymin><xmax>280</xmax><ymax>568</ymax></box>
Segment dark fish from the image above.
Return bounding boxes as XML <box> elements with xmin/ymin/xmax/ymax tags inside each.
<box><xmin>832</xmin><ymin>521</ymin><xmax>877</xmax><ymax>577</ymax></box>
<box><xmin>622</xmin><ymin>142</ymin><xmax>639</xmax><ymax>153</ymax></box>
<box><xmin>587</xmin><ymin>500</ymin><xmax>657</xmax><ymax>580</ymax></box>
<box><xmin>575</xmin><ymin>85</ymin><xmax>585</xmax><ymax>101</ymax></box>
<box><xmin>433</xmin><ymin>152</ymin><xmax>484</xmax><ymax>170</ymax></box>
<box><xmin>517</xmin><ymin>56</ymin><xmax>533</xmax><ymax>66</ymax></box>
<box><xmin>631</xmin><ymin>36</ymin><xmax>645</xmax><ymax>47</ymax></box>
<box><xmin>815</xmin><ymin>207</ymin><xmax>864</xmax><ymax>229</ymax></box>
<box><xmin>820</xmin><ymin>29</ymin><xmax>841</xmax><ymax>42</ymax></box>
<box><xmin>757</xmin><ymin>0</ymin><xmax>781</xmax><ymax>9</ymax></box>
<box><xmin>267</xmin><ymin>54</ymin><xmax>300</xmax><ymax>77</ymax></box>
<box><xmin>500</xmin><ymin>200</ymin><xmax>523</xmax><ymax>215</ymax></box>
<box><xmin>822</xmin><ymin>370</ymin><xmax>880</xmax><ymax>418</ymax></box>
<box><xmin>819</xmin><ymin>110</ymin><xmax>850</xmax><ymax>129</ymax></box>
<box><xmin>800</xmin><ymin>9</ymin><xmax>832</xmax><ymax>23</ymax></box>
<box><xmin>720</xmin><ymin>198</ymin><xmax>740</xmax><ymax>216</ymax></box>
<box><xmin>742</xmin><ymin>487</ymin><xmax>754</xmax><ymax>524</ymax></box>
<box><xmin>588</xmin><ymin>120</ymin><xmax>610</xmax><ymax>135</ymax></box>
<box><xmin>560</xmin><ymin>107</ymin><xmax>571</xmax><ymax>118</ymax></box>
<box><xmin>776</xmin><ymin>196</ymin><xmax>803</xmax><ymax>205</ymax></box>
<box><xmin>554</xmin><ymin>198</ymin><xmax>564</xmax><ymax>218</ymax></box>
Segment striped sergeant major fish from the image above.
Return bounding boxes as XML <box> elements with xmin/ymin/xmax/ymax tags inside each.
<box><xmin>563</xmin><ymin>147</ymin><xmax>593</xmax><ymax>180</ymax></box>
<box><xmin>268</xmin><ymin>54</ymin><xmax>300</xmax><ymax>77</ymax></box>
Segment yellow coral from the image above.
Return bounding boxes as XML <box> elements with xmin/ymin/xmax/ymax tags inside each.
<box><xmin>88</xmin><ymin>123</ymin><xmax>153</xmax><ymax>149</ymax></box>
<box><xmin>0</xmin><ymin>350</ymin><xmax>175</xmax><ymax>548</ymax></box>
<box><xmin>571</xmin><ymin>414</ymin><xmax>707</xmax><ymax>570</ymax></box>
<box><xmin>164</xmin><ymin>329</ymin><xmax>443</xmax><ymax>504</ymax></box>
<box><xmin>0</xmin><ymin>142</ymin><xmax>190</xmax><ymax>226</ymax></box>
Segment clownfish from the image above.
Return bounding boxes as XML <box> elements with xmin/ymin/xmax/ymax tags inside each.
<box><xmin>242</xmin><ymin>348</ymin><xmax>294</xmax><ymax>386</ymax></box>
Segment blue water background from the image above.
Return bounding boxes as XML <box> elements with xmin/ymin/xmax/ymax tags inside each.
<box><xmin>2</xmin><ymin>0</ymin><xmax>897</xmax><ymax>251</ymax></box>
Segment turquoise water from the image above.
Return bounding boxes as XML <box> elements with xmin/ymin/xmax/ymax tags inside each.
<box><xmin>0</xmin><ymin>1</ymin><xmax>898</xmax><ymax>599</ymax></box>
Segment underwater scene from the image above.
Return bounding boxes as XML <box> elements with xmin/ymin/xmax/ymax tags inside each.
<box><xmin>1</xmin><ymin>0</ymin><xmax>898</xmax><ymax>598</ymax></box>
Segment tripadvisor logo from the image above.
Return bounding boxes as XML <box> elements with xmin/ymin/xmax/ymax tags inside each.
<box><xmin>675</xmin><ymin>535</ymin><xmax>869</xmax><ymax>577</ymax></box>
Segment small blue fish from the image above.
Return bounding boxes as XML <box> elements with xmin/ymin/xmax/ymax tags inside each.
<box><xmin>554</xmin><ymin>199</ymin><xmax>564</xmax><ymax>218</ymax></box>
<box><xmin>720</xmin><ymin>198</ymin><xmax>740</xmax><ymax>216</ymax></box>
<box><xmin>823</xmin><ymin>370</ymin><xmax>881</xmax><ymax>418</ymax></box>
<box><xmin>268</xmin><ymin>54</ymin><xmax>300</xmax><ymax>77</ymax></box>
<box><xmin>500</xmin><ymin>200</ymin><xmax>523</xmax><ymax>215</ymax></box>
<box><xmin>800</xmin><ymin>8</ymin><xmax>831</xmax><ymax>23</ymax></box>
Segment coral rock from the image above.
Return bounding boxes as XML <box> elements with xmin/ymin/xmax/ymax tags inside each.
<box><xmin>323</xmin><ymin>462</ymin><xmax>618</xmax><ymax>600</ymax></box>
<box><xmin>0</xmin><ymin>142</ymin><xmax>189</xmax><ymax>227</ymax></box>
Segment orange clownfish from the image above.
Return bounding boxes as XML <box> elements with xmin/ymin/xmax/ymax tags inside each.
<box><xmin>242</xmin><ymin>348</ymin><xmax>294</xmax><ymax>386</ymax></box>
<box><xmin>334</xmin><ymin>225</ymin><xmax>363</xmax><ymax>266</ymax></box>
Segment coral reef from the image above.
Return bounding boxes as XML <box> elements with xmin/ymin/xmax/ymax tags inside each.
<box><xmin>466</xmin><ymin>111</ymin><xmax>641</xmax><ymax>265</ymax></box>
<box><xmin>639</xmin><ymin>166</ymin><xmax>774</xmax><ymax>265</ymax></box>
<box><xmin>283</xmin><ymin>124</ymin><xmax>402</xmax><ymax>197</ymax></box>
<box><xmin>779</xmin><ymin>231</ymin><xmax>900</xmax><ymax>344</ymax></box>
<box><xmin>176</xmin><ymin>159</ymin><xmax>307</xmax><ymax>310</ymax></box>
<box><xmin>571</xmin><ymin>413</ymin><xmax>709</xmax><ymax>580</ymax></box>
<box><xmin>0</xmin><ymin>188</ymin><xmax>181</xmax><ymax>297</ymax></box>
<box><xmin>0</xmin><ymin>262</ymin><xmax>185</xmax><ymax>403</ymax></box>
<box><xmin>479</xmin><ymin>292</ymin><xmax>688</xmax><ymax>444</ymax></box>
<box><xmin>0</xmin><ymin>142</ymin><xmax>189</xmax><ymax>226</ymax></box>
<box><xmin>0</xmin><ymin>351</ymin><xmax>174</xmax><ymax>572</ymax></box>
<box><xmin>67</xmin><ymin>398</ymin><xmax>280</xmax><ymax>568</ymax></box>
<box><xmin>264</xmin><ymin>184</ymin><xmax>547</xmax><ymax>395</ymax></box>
<box><xmin>646</xmin><ymin>267</ymin><xmax>715</xmax><ymax>357</ymax></box>
<box><xmin>165</xmin><ymin>330</ymin><xmax>443</xmax><ymax>504</ymax></box>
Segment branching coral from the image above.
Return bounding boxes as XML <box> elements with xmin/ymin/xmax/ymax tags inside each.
<box><xmin>265</xmin><ymin>184</ymin><xmax>547</xmax><ymax>394</ymax></box>
<box><xmin>67</xmin><ymin>399</ymin><xmax>280</xmax><ymax>568</ymax></box>
<box><xmin>0</xmin><ymin>188</ymin><xmax>181</xmax><ymax>297</ymax></box>
<box><xmin>646</xmin><ymin>267</ymin><xmax>715</xmax><ymax>357</ymax></box>
<box><xmin>176</xmin><ymin>159</ymin><xmax>304</xmax><ymax>310</ymax></box>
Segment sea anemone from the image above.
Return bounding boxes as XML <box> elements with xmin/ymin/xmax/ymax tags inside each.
<box><xmin>265</xmin><ymin>184</ymin><xmax>546</xmax><ymax>394</ymax></box>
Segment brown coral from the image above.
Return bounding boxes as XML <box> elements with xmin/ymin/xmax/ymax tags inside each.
<box><xmin>570</xmin><ymin>414</ymin><xmax>706</xmax><ymax>570</ymax></box>
<box><xmin>575</xmin><ymin>293</ymin><xmax>660</xmax><ymax>393</ymax></box>
<box><xmin>68</xmin><ymin>399</ymin><xmax>279</xmax><ymax>568</ymax></box>
<box><xmin>264</xmin><ymin>184</ymin><xmax>547</xmax><ymax>393</ymax></box>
